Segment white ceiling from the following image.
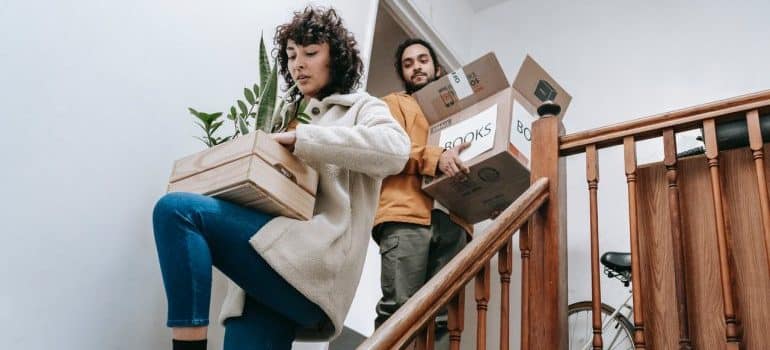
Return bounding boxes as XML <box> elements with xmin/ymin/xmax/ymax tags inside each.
<box><xmin>467</xmin><ymin>0</ymin><xmax>510</xmax><ymax>12</ymax></box>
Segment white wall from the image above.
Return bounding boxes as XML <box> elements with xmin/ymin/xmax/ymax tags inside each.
<box><xmin>0</xmin><ymin>1</ymin><xmax>377</xmax><ymax>349</ymax></box>
<box><xmin>366</xmin><ymin>3</ymin><xmax>411</xmax><ymax>98</ymax></box>
<box><xmin>448</xmin><ymin>0</ymin><xmax>770</xmax><ymax>348</ymax></box>
<box><xmin>408</xmin><ymin>0</ymin><xmax>475</xmax><ymax>63</ymax></box>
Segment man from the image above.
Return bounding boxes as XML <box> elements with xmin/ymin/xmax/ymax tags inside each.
<box><xmin>373</xmin><ymin>38</ymin><xmax>473</xmax><ymax>348</ymax></box>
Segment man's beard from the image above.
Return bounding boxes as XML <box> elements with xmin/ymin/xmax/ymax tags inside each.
<box><xmin>405</xmin><ymin>74</ymin><xmax>436</xmax><ymax>95</ymax></box>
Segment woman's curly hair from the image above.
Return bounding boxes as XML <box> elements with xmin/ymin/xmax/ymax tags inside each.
<box><xmin>274</xmin><ymin>6</ymin><xmax>363</xmax><ymax>102</ymax></box>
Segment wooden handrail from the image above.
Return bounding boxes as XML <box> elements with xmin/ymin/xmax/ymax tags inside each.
<box><xmin>357</xmin><ymin>178</ymin><xmax>550</xmax><ymax>350</ymax></box>
<box><xmin>559</xmin><ymin>89</ymin><xmax>770</xmax><ymax>155</ymax></box>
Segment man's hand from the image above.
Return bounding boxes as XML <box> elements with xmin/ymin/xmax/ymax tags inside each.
<box><xmin>271</xmin><ymin>131</ymin><xmax>297</xmax><ymax>152</ymax></box>
<box><xmin>438</xmin><ymin>142</ymin><xmax>471</xmax><ymax>178</ymax></box>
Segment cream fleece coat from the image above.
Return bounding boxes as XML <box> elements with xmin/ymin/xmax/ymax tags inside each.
<box><xmin>218</xmin><ymin>92</ymin><xmax>410</xmax><ymax>340</ymax></box>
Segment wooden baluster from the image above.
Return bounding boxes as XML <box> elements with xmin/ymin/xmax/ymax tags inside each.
<box><xmin>662</xmin><ymin>129</ymin><xmax>693</xmax><ymax>349</ymax></box>
<box><xmin>424</xmin><ymin>321</ymin><xmax>435</xmax><ymax>350</ymax></box>
<box><xmin>414</xmin><ymin>328</ymin><xmax>427</xmax><ymax>350</ymax></box>
<box><xmin>475</xmin><ymin>262</ymin><xmax>490</xmax><ymax>350</ymax></box>
<box><xmin>623</xmin><ymin>136</ymin><xmax>647</xmax><ymax>349</ymax></box>
<box><xmin>586</xmin><ymin>144</ymin><xmax>603</xmax><ymax>350</ymax></box>
<box><xmin>519</xmin><ymin>222</ymin><xmax>530</xmax><ymax>350</ymax></box>
<box><xmin>447</xmin><ymin>291</ymin><xmax>464</xmax><ymax>350</ymax></box>
<box><xmin>746</xmin><ymin>110</ymin><xmax>770</xmax><ymax>275</ymax></box>
<box><xmin>499</xmin><ymin>239</ymin><xmax>513</xmax><ymax>350</ymax></box>
<box><xmin>527</xmin><ymin>102</ymin><xmax>568</xmax><ymax>349</ymax></box>
<box><xmin>703</xmin><ymin>119</ymin><xmax>742</xmax><ymax>349</ymax></box>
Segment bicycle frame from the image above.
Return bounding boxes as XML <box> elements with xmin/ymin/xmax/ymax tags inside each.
<box><xmin>579</xmin><ymin>289</ymin><xmax>634</xmax><ymax>350</ymax></box>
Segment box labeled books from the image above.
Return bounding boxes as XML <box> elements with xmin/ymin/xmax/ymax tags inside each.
<box><xmin>168</xmin><ymin>130</ymin><xmax>318</xmax><ymax>220</ymax></box>
<box><xmin>414</xmin><ymin>53</ymin><xmax>571</xmax><ymax>223</ymax></box>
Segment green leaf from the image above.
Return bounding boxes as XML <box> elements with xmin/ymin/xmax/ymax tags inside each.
<box><xmin>230</xmin><ymin>106</ymin><xmax>238</xmax><ymax>119</ymax></box>
<box><xmin>237</xmin><ymin>100</ymin><xmax>249</xmax><ymax>115</ymax></box>
<box><xmin>253</xmin><ymin>84</ymin><xmax>260</xmax><ymax>99</ymax></box>
<box><xmin>202</xmin><ymin>112</ymin><xmax>223</xmax><ymax>126</ymax></box>
<box><xmin>210</xmin><ymin>120</ymin><xmax>224</xmax><ymax>134</ymax></box>
<box><xmin>236</xmin><ymin>115</ymin><xmax>250</xmax><ymax>135</ymax></box>
<box><xmin>209</xmin><ymin>112</ymin><xmax>223</xmax><ymax>122</ymax></box>
<box><xmin>297</xmin><ymin>98</ymin><xmax>308</xmax><ymax>114</ymax></box>
<box><xmin>189</xmin><ymin>108</ymin><xmax>211</xmax><ymax>126</ymax></box>
<box><xmin>296</xmin><ymin>112</ymin><xmax>312</xmax><ymax>124</ymax></box>
<box><xmin>259</xmin><ymin>32</ymin><xmax>270</xmax><ymax>88</ymax></box>
<box><xmin>270</xmin><ymin>99</ymin><xmax>286</xmax><ymax>132</ymax></box>
<box><xmin>194</xmin><ymin>121</ymin><xmax>208</xmax><ymax>132</ymax></box>
<box><xmin>194</xmin><ymin>136</ymin><xmax>212</xmax><ymax>148</ymax></box>
<box><xmin>256</xmin><ymin>61</ymin><xmax>278</xmax><ymax>132</ymax></box>
<box><xmin>244</xmin><ymin>88</ymin><xmax>256</xmax><ymax>105</ymax></box>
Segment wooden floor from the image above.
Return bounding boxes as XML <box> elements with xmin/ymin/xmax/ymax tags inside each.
<box><xmin>637</xmin><ymin>145</ymin><xmax>770</xmax><ymax>349</ymax></box>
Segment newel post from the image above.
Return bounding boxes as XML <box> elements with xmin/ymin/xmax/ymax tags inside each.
<box><xmin>522</xmin><ymin>101</ymin><xmax>567</xmax><ymax>349</ymax></box>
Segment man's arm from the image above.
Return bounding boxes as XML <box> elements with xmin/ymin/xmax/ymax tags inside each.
<box><xmin>382</xmin><ymin>94</ymin><xmax>445</xmax><ymax>177</ymax></box>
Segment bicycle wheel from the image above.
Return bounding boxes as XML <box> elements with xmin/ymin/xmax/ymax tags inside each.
<box><xmin>568</xmin><ymin>301</ymin><xmax>634</xmax><ymax>350</ymax></box>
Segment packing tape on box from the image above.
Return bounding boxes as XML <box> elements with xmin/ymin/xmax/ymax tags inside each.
<box><xmin>448</xmin><ymin>68</ymin><xmax>473</xmax><ymax>100</ymax></box>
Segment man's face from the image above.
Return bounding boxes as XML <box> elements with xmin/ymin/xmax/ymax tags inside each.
<box><xmin>400</xmin><ymin>44</ymin><xmax>439</xmax><ymax>93</ymax></box>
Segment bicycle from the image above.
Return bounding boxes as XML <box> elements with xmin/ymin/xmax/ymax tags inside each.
<box><xmin>568</xmin><ymin>251</ymin><xmax>636</xmax><ymax>350</ymax></box>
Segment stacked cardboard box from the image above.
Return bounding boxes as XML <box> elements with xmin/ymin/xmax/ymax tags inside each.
<box><xmin>414</xmin><ymin>53</ymin><xmax>570</xmax><ymax>223</ymax></box>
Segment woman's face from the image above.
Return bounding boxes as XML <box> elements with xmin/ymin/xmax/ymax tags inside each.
<box><xmin>286</xmin><ymin>40</ymin><xmax>331</xmax><ymax>100</ymax></box>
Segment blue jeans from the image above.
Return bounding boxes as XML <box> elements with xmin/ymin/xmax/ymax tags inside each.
<box><xmin>152</xmin><ymin>192</ymin><xmax>325</xmax><ymax>349</ymax></box>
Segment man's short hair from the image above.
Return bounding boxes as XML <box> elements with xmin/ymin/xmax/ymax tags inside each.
<box><xmin>393</xmin><ymin>38</ymin><xmax>443</xmax><ymax>82</ymax></box>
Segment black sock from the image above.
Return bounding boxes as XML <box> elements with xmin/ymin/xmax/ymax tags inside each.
<box><xmin>172</xmin><ymin>339</ymin><xmax>207</xmax><ymax>350</ymax></box>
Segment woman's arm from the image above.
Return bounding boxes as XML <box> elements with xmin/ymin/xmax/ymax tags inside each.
<box><xmin>292</xmin><ymin>97</ymin><xmax>410</xmax><ymax>178</ymax></box>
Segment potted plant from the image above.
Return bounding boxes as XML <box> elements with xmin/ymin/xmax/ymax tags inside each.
<box><xmin>167</xmin><ymin>34</ymin><xmax>318</xmax><ymax>220</ymax></box>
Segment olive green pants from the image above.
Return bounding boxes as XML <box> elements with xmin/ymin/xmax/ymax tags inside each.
<box><xmin>373</xmin><ymin>210</ymin><xmax>468</xmax><ymax>349</ymax></box>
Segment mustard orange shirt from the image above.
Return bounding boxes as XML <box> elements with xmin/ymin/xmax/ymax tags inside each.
<box><xmin>374</xmin><ymin>92</ymin><xmax>473</xmax><ymax>235</ymax></box>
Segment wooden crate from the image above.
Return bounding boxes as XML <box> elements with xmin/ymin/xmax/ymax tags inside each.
<box><xmin>168</xmin><ymin>130</ymin><xmax>318</xmax><ymax>220</ymax></box>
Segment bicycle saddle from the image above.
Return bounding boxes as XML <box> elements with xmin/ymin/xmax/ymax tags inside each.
<box><xmin>601</xmin><ymin>251</ymin><xmax>631</xmax><ymax>273</ymax></box>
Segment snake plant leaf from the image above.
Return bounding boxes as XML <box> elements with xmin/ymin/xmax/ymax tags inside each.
<box><xmin>297</xmin><ymin>112</ymin><xmax>312</xmax><ymax>124</ymax></box>
<box><xmin>270</xmin><ymin>98</ymin><xmax>287</xmax><ymax>132</ymax></box>
<box><xmin>297</xmin><ymin>96</ymin><xmax>308</xmax><ymax>114</ymax></box>
<box><xmin>258</xmin><ymin>32</ymin><xmax>270</xmax><ymax>89</ymax></box>
<box><xmin>256</xmin><ymin>61</ymin><xmax>278</xmax><ymax>132</ymax></box>
<box><xmin>244</xmin><ymin>88</ymin><xmax>256</xmax><ymax>105</ymax></box>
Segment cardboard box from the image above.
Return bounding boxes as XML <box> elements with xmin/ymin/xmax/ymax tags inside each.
<box><xmin>167</xmin><ymin>130</ymin><xmax>318</xmax><ymax>220</ymax></box>
<box><xmin>414</xmin><ymin>53</ymin><xmax>570</xmax><ymax>223</ymax></box>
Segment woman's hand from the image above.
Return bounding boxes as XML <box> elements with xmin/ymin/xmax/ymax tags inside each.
<box><xmin>271</xmin><ymin>131</ymin><xmax>297</xmax><ymax>152</ymax></box>
<box><xmin>438</xmin><ymin>142</ymin><xmax>471</xmax><ymax>178</ymax></box>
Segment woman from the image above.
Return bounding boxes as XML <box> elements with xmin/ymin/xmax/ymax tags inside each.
<box><xmin>153</xmin><ymin>6</ymin><xmax>410</xmax><ymax>350</ymax></box>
